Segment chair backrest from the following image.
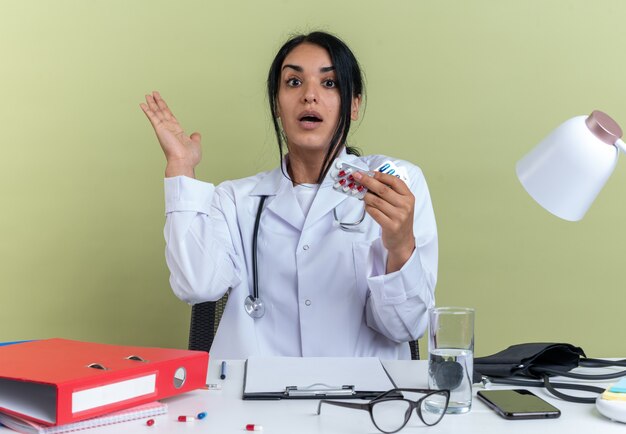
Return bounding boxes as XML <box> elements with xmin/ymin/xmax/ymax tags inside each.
<box><xmin>188</xmin><ymin>294</ymin><xmax>229</xmax><ymax>353</ymax></box>
<box><xmin>409</xmin><ymin>340</ymin><xmax>420</xmax><ymax>361</ymax></box>
<box><xmin>188</xmin><ymin>295</ymin><xmax>420</xmax><ymax>360</ymax></box>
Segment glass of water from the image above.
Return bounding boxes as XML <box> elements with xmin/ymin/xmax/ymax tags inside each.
<box><xmin>426</xmin><ymin>306</ymin><xmax>474</xmax><ymax>414</ymax></box>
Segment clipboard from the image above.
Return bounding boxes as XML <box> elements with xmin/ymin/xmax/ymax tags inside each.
<box><xmin>242</xmin><ymin>356</ymin><xmax>397</xmax><ymax>400</ymax></box>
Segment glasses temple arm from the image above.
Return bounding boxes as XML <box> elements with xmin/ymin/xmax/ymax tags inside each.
<box><xmin>316</xmin><ymin>399</ymin><xmax>370</xmax><ymax>415</ymax></box>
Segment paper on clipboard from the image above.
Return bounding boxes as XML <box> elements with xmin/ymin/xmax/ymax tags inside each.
<box><xmin>243</xmin><ymin>357</ymin><xmax>396</xmax><ymax>400</ymax></box>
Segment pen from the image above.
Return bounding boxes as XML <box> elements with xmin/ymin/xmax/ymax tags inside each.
<box><xmin>220</xmin><ymin>361</ymin><xmax>227</xmax><ymax>380</ymax></box>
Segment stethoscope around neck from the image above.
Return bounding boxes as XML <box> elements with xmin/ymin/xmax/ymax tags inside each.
<box><xmin>244</xmin><ymin>194</ymin><xmax>367</xmax><ymax>319</ymax></box>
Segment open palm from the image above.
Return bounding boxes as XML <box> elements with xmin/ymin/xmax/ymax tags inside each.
<box><xmin>140</xmin><ymin>91</ymin><xmax>202</xmax><ymax>176</ymax></box>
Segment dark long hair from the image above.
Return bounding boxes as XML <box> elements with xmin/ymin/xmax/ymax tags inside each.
<box><xmin>267</xmin><ymin>31</ymin><xmax>364</xmax><ymax>183</ymax></box>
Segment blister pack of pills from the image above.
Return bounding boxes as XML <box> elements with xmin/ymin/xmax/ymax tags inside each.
<box><xmin>330</xmin><ymin>159</ymin><xmax>409</xmax><ymax>200</ymax></box>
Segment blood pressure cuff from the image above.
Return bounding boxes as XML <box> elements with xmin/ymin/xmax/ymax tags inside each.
<box><xmin>472</xmin><ymin>342</ymin><xmax>626</xmax><ymax>404</ymax></box>
<box><xmin>472</xmin><ymin>342</ymin><xmax>585</xmax><ymax>384</ymax></box>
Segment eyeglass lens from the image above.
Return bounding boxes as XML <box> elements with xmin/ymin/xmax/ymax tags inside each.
<box><xmin>371</xmin><ymin>391</ymin><xmax>448</xmax><ymax>433</ymax></box>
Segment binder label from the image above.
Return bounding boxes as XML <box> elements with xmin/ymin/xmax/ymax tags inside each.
<box><xmin>72</xmin><ymin>374</ymin><xmax>156</xmax><ymax>413</ymax></box>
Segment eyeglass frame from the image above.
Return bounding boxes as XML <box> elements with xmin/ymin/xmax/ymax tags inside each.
<box><xmin>316</xmin><ymin>388</ymin><xmax>451</xmax><ymax>433</ymax></box>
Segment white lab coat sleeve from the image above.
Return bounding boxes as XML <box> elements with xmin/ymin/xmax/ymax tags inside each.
<box><xmin>364</xmin><ymin>166</ymin><xmax>438</xmax><ymax>343</ymax></box>
<box><xmin>163</xmin><ymin>176</ymin><xmax>242</xmax><ymax>304</ymax></box>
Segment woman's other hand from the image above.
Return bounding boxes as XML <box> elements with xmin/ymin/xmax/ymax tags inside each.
<box><xmin>140</xmin><ymin>91</ymin><xmax>202</xmax><ymax>178</ymax></box>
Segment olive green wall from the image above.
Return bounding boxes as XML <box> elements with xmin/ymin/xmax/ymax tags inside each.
<box><xmin>2</xmin><ymin>0</ymin><xmax>625</xmax><ymax>357</ymax></box>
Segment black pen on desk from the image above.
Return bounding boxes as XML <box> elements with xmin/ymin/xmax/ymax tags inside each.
<box><xmin>220</xmin><ymin>361</ymin><xmax>227</xmax><ymax>379</ymax></box>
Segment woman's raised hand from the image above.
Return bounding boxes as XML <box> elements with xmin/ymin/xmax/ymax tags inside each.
<box><xmin>140</xmin><ymin>91</ymin><xmax>202</xmax><ymax>178</ymax></box>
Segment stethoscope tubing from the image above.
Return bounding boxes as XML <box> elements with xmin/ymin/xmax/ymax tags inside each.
<box><xmin>247</xmin><ymin>194</ymin><xmax>365</xmax><ymax>318</ymax></box>
<box><xmin>251</xmin><ymin>195</ymin><xmax>268</xmax><ymax>300</ymax></box>
<box><xmin>333</xmin><ymin>205</ymin><xmax>367</xmax><ymax>232</ymax></box>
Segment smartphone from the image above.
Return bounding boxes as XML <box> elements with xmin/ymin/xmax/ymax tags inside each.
<box><xmin>477</xmin><ymin>389</ymin><xmax>561</xmax><ymax>420</ymax></box>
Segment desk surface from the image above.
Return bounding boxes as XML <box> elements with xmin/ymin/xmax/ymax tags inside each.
<box><xmin>2</xmin><ymin>359</ymin><xmax>625</xmax><ymax>434</ymax></box>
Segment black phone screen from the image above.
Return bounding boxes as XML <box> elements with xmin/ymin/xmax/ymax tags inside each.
<box><xmin>477</xmin><ymin>389</ymin><xmax>561</xmax><ymax>419</ymax></box>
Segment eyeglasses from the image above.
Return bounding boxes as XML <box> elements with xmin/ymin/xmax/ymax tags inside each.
<box><xmin>316</xmin><ymin>388</ymin><xmax>450</xmax><ymax>433</ymax></box>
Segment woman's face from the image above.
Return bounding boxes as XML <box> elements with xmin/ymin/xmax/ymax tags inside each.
<box><xmin>277</xmin><ymin>43</ymin><xmax>359</xmax><ymax>156</ymax></box>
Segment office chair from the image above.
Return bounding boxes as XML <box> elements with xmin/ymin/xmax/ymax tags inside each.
<box><xmin>188</xmin><ymin>294</ymin><xmax>229</xmax><ymax>354</ymax></box>
<box><xmin>188</xmin><ymin>296</ymin><xmax>420</xmax><ymax>360</ymax></box>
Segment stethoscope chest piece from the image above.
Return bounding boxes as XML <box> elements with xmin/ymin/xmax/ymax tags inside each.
<box><xmin>244</xmin><ymin>295</ymin><xmax>265</xmax><ymax>319</ymax></box>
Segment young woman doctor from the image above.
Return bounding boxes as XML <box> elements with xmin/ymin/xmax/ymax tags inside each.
<box><xmin>140</xmin><ymin>32</ymin><xmax>437</xmax><ymax>360</ymax></box>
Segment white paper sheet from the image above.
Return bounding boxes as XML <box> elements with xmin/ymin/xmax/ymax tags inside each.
<box><xmin>243</xmin><ymin>357</ymin><xmax>395</xmax><ymax>396</ymax></box>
